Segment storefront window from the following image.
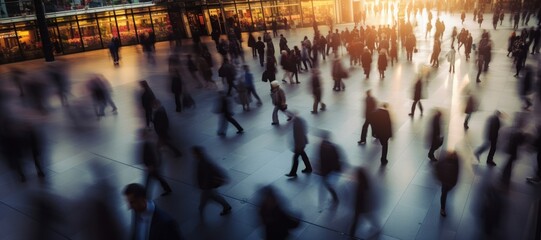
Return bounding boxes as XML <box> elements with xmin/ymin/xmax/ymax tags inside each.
<box><xmin>115</xmin><ymin>14</ymin><xmax>137</xmax><ymax>45</ymax></box>
<box><xmin>235</xmin><ymin>3</ymin><xmax>252</xmax><ymax>31</ymax></box>
<box><xmin>78</xmin><ymin>18</ymin><xmax>102</xmax><ymax>50</ymax></box>
<box><xmin>301</xmin><ymin>0</ymin><xmax>314</xmax><ymax>27</ymax></box>
<box><xmin>98</xmin><ymin>17</ymin><xmax>118</xmax><ymax>47</ymax></box>
<box><xmin>313</xmin><ymin>0</ymin><xmax>334</xmax><ymax>25</ymax></box>
<box><xmin>222</xmin><ymin>4</ymin><xmax>236</xmax><ymax>32</ymax></box>
<box><xmin>57</xmin><ymin>21</ymin><xmax>83</xmax><ymax>53</ymax></box>
<box><xmin>249</xmin><ymin>2</ymin><xmax>264</xmax><ymax>30</ymax></box>
<box><xmin>133</xmin><ymin>12</ymin><xmax>153</xmax><ymax>42</ymax></box>
<box><xmin>150</xmin><ymin>11</ymin><xmax>171</xmax><ymax>41</ymax></box>
<box><xmin>208</xmin><ymin>7</ymin><xmax>226</xmax><ymax>34</ymax></box>
<box><xmin>0</xmin><ymin>25</ymin><xmax>23</xmax><ymax>63</ymax></box>
<box><xmin>15</xmin><ymin>21</ymin><xmax>44</xmax><ymax>60</ymax></box>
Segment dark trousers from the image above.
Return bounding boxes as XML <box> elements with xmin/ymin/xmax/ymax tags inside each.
<box><xmin>246</xmin><ymin>87</ymin><xmax>262</xmax><ymax>103</ymax></box>
<box><xmin>219</xmin><ymin>114</ymin><xmax>243</xmax><ymax>134</ymax></box>
<box><xmin>410</xmin><ymin>100</ymin><xmax>423</xmax><ymax>115</ymax></box>
<box><xmin>144</xmin><ymin>108</ymin><xmax>153</xmax><ymax>127</ymax></box>
<box><xmin>440</xmin><ymin>186</ymin><xmax>451</xmax><ymax>210</ymax></box>
<box><xmin>379</xmin><ymin>138</ymin><xmax>389</xmax><ymax>161</ymax></box>
<box><xmin>360</xmin><ymin>118</ymin><xmax>372</xmax><ymax>142</ymax></box>
<box><xmin>199</xmin><ymin>189</ymin><xmax>231</xmax><ymax>213</ymax></box>
<box><xmin>322</xmin><ymin>175</ymin><xmax>338</xmax><ymax>200</ymax></box>
<box><xmin>251</xmin><ymin>47</ymin><xmax>257</xmax><ymax>57</ymax></box>
<box><xmin>258</xmin><ymin>52</ymin><xmax>265</xmax><ymax>66</ymax></box>
<box><xmin>464</xmin><ymin>113</ymin><xmax>472</xmax><ymax>127</ymax></box>
<box><xmin>157</xmin><ymin>133</ymin><xmax>182</xmax><ymax>156</ymax></box>
<box><xmin>302</xmin><ymin>59</ymin><xmax>312</xmax><ymax>70</ymax></box>
<box><xmin>428</xmin><ymin>137</ymin><xmax>444</xmax><ymax>160</ymax></box>
<box><xmin>174</xmin><ymin>92</ymin><xmax>182</xmax><ymax>112</ymax></box>
<box><xmin>145</xmin><ymin>170</ymin><xmax>172</xmax><ymax>193</ymax></box>
<box><xmin>226</xmin><ymin>82</ymin><xmax>237</xmax><ymax>96</ymax></box>
<box><xmin>502</xmin><ymin>154</ymin><xmax>517</xmax><ymax>185</ymax></box>
<box><xmin>289</xmin><ymin>150</ymin><xmax>312</xmax><ymax>174</ymax></box>
<box><xmin>406</xmin><ymin>50</ymin><xmax>413</xmax><ymax>61</ymax></box>
<box><xmin>476</xmin><ymin>139</ymin><xmax>497</xmax><ymax>162</ymax></box>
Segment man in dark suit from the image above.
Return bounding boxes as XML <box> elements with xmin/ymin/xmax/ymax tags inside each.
<box><xmin>123</xmin><ymin>183</ymin><xmax>184</xmax><ymax>240</ymax></box>
<box><xmin>428</xmin><ymin>110</ymin><xmax>444</xmax><ymax>161</ymax></box>
<box><xmin>474</xmin><ymin>110</ymin><xmax>501</xmax><ymax>166</ymax></box>
<box><xmin>140</xmin><ymin>80</ymin><xmax>156</xmax><ymax>128</ymax></box>
<box><xmin>139</xmin><ymin>129</ymin><xmax>172</xmax><ymax>196</ymax></box>
<box><xmin>359</xmin><ymin>90</ymin><xmax>377</xmax><ymax>145</ymax></box>
<box><xmin>372</xmin><ymin>103</ymin><xmax>393</xmax><ymax>165</ymax></box>
<box><xmin>286</xmin><ymin>115</ymin><xmax>312</xmax><ymax>177</ymax></box>
<box><xmin>255</xmin><ymin>37</ymin><xmax>266</xmax><ymax>67</ymax></box>
<box><xmin>409</xmin><ymin>78</ymin><xmax>423</xmax><ymax>117</ymax></box>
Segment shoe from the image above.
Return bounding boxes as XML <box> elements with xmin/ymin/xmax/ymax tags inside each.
<box><xmin>285</xmin><ymin>173</ymin><xmax>297</xmax><ymax>178</ymax></box>
<box><xmin>526</xmin><ymin>177</ymin><xmax>541</xmax><ymax>184</ymax></box>
<box><xmin>236</xmin><ymin>129</ymin><xmax>244</xmax><ymax>134</ymax></box>
<box><xmin>220</xmin><ymin>206</ymin><xmax>232</xmax><ymax>216</ymax></box>
<box><xmin>440</xmin><ymin>209</ymin><xmax>447</xmax><ymax>217</ymax></box>
<box><xmin>281</xmin><ymin>79</ymin><xmax>287</xmax><ymax>83</ymax></box>
<box><xmin>381</xmin><ymin>159</ymin><xmax>389</xmax><ymax>165</ymax></box>
<box><xmin>161</xmin><ymin>191</ymin><xmax>172</xmax><ymax>196</ymax></box>
<box><xmin>358</xmin><ymin>141</ymin><xmax>366</xmax><ymax>145</ymax></box>
<box><xmin>296</xmin><ymin>82</ymin><xmax>300</xmax><ymax>84</ymax></box>
<box><xmin>301</xmin><ymin>169</ymin><xmax>312</xmax><ymax>173</ymax></box>
<box><xmin>408</xmin><ymin>113</ymin><xmax>414</xmax><ymax>116</ymax></box>
<box><xmin>271</xmin><ymin>122</ymin><xmax>279</xmax><ymax>125</ymax></box>
<box><xmin>311</xmin><ymin>111</ymin><xmax>317</xmax><ymax>114</ymax></box>
<box><xmin>287</xmin><ymin>117</ymin><xmax>292</xmax><ymax>121</ymax></box>
<box><xmin>429</xmin><ymin>157</ymin><xmax>438</xmax><ymax>162</ymax></box>
<box><xmin>487</xmin><ymin>161</ymin><xmax>497</xmax><ymax>166</ymax></box>
<box><xmin>218</xmin><ymin>132</ymin><xmax>226</xmax><ymax>136</ymax></box>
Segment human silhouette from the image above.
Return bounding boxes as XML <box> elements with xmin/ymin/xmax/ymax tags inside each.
<box><xmin>139</xmin><ymin>129</ymin><xmax>172</xmax><ymax>196</ymax></box>
<box><xmin>152</xmin><ymin>100</ymin><xmax>182</xmax><ymax>157</ymax></box>
<box><xmin>359</xmin><ymin>90</ymin><xmax>377</xmax><ymax>145</ymax></box>
<box><xmin>318</xmin><ymin>131</ymin><xmax>341</xmax><ymax>203</ymax></box>
<box><xmin>474</xmin><ymin>111</ymin><xmax>502</xmax><ymax>166</ymax></box>
<box><xmin>372</xmin><ymin>103</ymin><xmax>393</xmax><ymax>165</ymax></box>
<box><xmin>436</xmin><ymin>152</ymin><xmax>460</xmax><ymax>217</ymax></box>
<box><xmin>428</xmin><ymin>110</ymin><xmax>444</xmax><ymax>161</ymax></box>
<box><xmin>215</xmin><ymin>91</ymin><xmax>244</xmax><ymax>136</ymax></box>
<box><xmin>286</xmin><ymin>115</ymin><xmax>312</xmax><ymax>177</ymax></box>
<box><xmin>409</xmin><ymin>78</ymin><xmax>424</xmax><ymax>117</ymax></box>
<box><xmin>258</xmin><ymin>186</ymin><xmax>300</xmax><ymax>240</ymax></box>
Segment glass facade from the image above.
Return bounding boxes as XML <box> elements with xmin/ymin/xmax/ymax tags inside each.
<box><xmin>0</xmin><ymin>0</ymin><xmax>343</xmax><ymax>64</ymax></box>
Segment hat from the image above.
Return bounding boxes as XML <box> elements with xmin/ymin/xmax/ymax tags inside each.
<box><xmin>270</xmin><ymin>81</ymin><xmax>280</xmax><ymax>88</ymax></box>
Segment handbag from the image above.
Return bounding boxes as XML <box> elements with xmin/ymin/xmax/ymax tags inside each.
<box><xmin>280</xmin><ymin>104</ymin><xmax>288</xmax><ymax>111</ymax></box>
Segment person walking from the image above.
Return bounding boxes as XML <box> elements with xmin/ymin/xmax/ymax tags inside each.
<box><xmin>218</xmin><ymin>58</ymin><xmax>238</xmax><ymax>96</ymax></box>
<box><xmin>409</xmin><ymin>78</ymin><xmax>424</xmax><ymax>117</ymax></box>
<box><xmin>248</xmin><ymin>32</ymin><xmax>257</xmax><ymax>58</ymax></box>
<box><xmin>187</xmin><ymin>54</ymin><xmax>203</xmax><ymax>88</ymax></box>
<box><xmin>193</xmin><ymin>146</ymin><xmax>232</xmax><ymax>216</ymax></box>
<box><xmin>377</xmin><ymin>51</ymin><xmax>388</xmax><ymax>79</ymax></box>
<box><xmin>122</xmin><ymin>183</ymin><xmax>184</xmax><ymax>240</ymax></box>
<box><xmin>463</xmin><ymin>94</ymin><xmax>477</xmax><ymax>130</ymax></box>
<box><xmin>255</xmin><ymin>37</ymin><xmax>266</xmax><ymax>67</ymax></box>
<box><xmin>215</xmin><ymin>91</ymin><xmax>244</xmax><ymax>136</ymax></box>
<box><xmin>428</xmin><ymin>110</ymin><xmax>444</xmax><ymax>162</ymax></box>
<box><xmin>446</xmin><ymin>46</ymin><xmax>457</xmax><ymax>73</ymax></box>
<box><xmin>152</xmin><ymin>100</ymin><xmax>182</xmax><ymax>157</ymax></box>
<box><xmin>436</xmin><ymin>152</ymin><xmax>459</xmax><ymax>217</ymax></box>
<box><xmin>139</xmin><ymin>129</ymin><xmax>172</xmax><ymax>196</ymax></box>
<box><xmin>332</xmin><ymin>56</ymin><xmax>347</xmax><ymax>91</ymax></box>
<box><xmin>501</xmin><ymin>119</ymin><xmax>526</xmax><ymax>186</ymax></box>
<box><xmin>270</xmin><ymin>81</ymin><xmax>294</xmax><ymax>125</ymax></box>
<box><xmin>372</xmin><ymin>103</ymin><xmax>393</xmax><ymax>165</ymax></box>
<box><xmin>169</xmin><ymin>69</ymin><xmax>184</xmax><ymax>113</ymax></box>
<box><xmin>318</xmin><ymin>131</ymin><xmax>341</xmax><ymax>203</ymax></box>
<box><xmin>310</xmin><ymin>69</ymin><xmax>326</xmax><ymax>114</ymax></box>
<box><xmin>242</xmin><ymin>65</ymin><xmax>262</xmax><ymax>106</ymax></box>
<box><xmin>257</xmin><ymin>186</ymin><xmax>300</xmax><ymax>240</ymax></box>
<box><xmin>140</xmin><ymin>80</ymin><xmax>156</xmax><ymax>127</ymax></box>
<box><xmin>285</xmin><ymin>114</ymin><xmax>313</xmax><ymax>177</ymax></box>
<box><xmin>474</xmin><ymin>111</ymin><xmax>502</xmax><ymax>166</ymax></box>
<box><xmin>358</xmin><ymin>90</ymin><xmax>377</xmax><ymax>145</ymax></box>
<box><xmin>361</xmin><ymin>47</ymin><xmax>372</xmax><ymax>78</ymax></box>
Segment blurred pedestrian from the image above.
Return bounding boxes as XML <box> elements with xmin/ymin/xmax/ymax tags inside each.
<box><xmin>270</xmin><ymin>81</ymin><xmax>294</xmax><ymax>125</ymax></box>
<box><xmin>218</xmin><ymin>58</ymin><xmax>237</xmax><ymax>96</ymax></box>
<box><xmin>526</xmin><ymin>125</ymin><xmax>541</xmax><ymax>184</ymax></box>
<box><xmin>518</xmin><ymin>66</ymin><xmax>533</xmax><ymax>110</ymax></box>
<box><xmin>169</xmin><ymin>69</ymin><xmax>183</xmax><ymax>113</ymax></box>
<box><xmin>285</xmin><ymin>114</ymin><xmax>312</xmax><ymax>177</ymax></box>
<box><xmin>463</xmin><ymin>94</ymin><xmax>477</xmax><ymax>130</ymax></box>
<box><xmin>242</xmin><ymin>65</ymin><xmax>262</xmax><ymax>105</ymax></box>
<box><xmin>255</xmin><ymin>37</ymin><xmax>266</xmax><ymax>66</ymax></box>
<box><xmin>152</xmin><ymin>100</ymin><xmax>182</xmax><ymax>157</ymax></box>
<box><xmin>187</xmin><ymin>54</ymin><xmax>203</xmax><ymax>88</ymax></box>
<box><xmin>192</xmin><ymin>146</ymin><xmax>232</xmax><ymax>216</ymax></box>
<box><xmin>332</xmin><ymin>56</ymin><xmax>347</xmax><ymax>91</ymax></box>
<box><xmin>377</xmin><ymin>50</ymin><xmax>388</xmax><ymax>79</ymax></box>
<box><xmin>474</xmin><ymin>111</ymin><xmax>502</xmax><ymax>166</ymax></box>
<box><xmin>318</xmin><ymin>131</ymin><xmax>341</xmax><ymax>203</ymax></box>
<box><xmin>372</xmin><ymin>103</ymin><xmax>393</xmax><ymax>165</ymax></box>
<box><xmin>359</xmin><ymin>90</ymin><xmax>377</xmax><ymax>145</ymax></box>
<box><xmin>436</xmin><ymin>151</ymin><xmax>460</xmax><ymax>217</ymax></box>
<box><xmin>409</xmin><ymin>78</ymin><xmax>424</xmax><ymax>117</ymax></box>
<box><xmin>501</xmin><ymin>117</ymin><xmax>525</xmax><ymax>185</ymax></box>
<box><xmin>428</xmin><ymin>110</ymin><xmax>444</xmax><ymax>162</ymax></box>
<box><xmin>310</xmin><ymin>69</ymin><xmax>326</xmax><ymax>114</ymax></box>
<box><xmin>258</xmin><ymin>186</ymin><xmax>300</xmax><ymax>240</ymax></box>
<box><xmin>349</xmin><ymin>167</ymin><xmax>379</xmax><ymax>236</ymax></box>
<box><xmin>139</xmin><ymin>129</ymin><xmax>172</xmax><ymax>196</ymax></box>
<box><xmin>446</xmin><ymin>45</ymin><xmax>457</xmax><ymax>73</ymax></box>
<box><xmin>140</xmin><ymin>80</ymin><xmax>156</xmax><ymax>127</ymax></box>
<box><xmin>215</xmin><ymin>91</ymin><xmax>244</xmax><ymax>136</ymax></box>
<box><xmin>123</xmin><ymin>183</ymin><xmax>184</xmax><ymax>240</ymax></box>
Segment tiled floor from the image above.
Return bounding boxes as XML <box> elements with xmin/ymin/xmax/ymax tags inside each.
<box><xmin>0</xmin><ymin>10</ymin><xmax>540</xmax><ymax>240</ymax></box>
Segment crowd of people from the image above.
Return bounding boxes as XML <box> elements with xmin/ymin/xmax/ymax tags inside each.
<box><xmin>1</xmin><ymin>2</ymin><xmax>541</xmax><ymax>240</ymax></box>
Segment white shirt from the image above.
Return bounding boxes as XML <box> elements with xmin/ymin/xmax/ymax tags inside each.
<box><xmin>447</xmin><ymin>49</ymin><xmax>456</xmax><ymax>63</ymax></box>
<box><xmin>134</xmin><ymin>201</ymin><xmax>155</xmax><ymax>240</ymax></box>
